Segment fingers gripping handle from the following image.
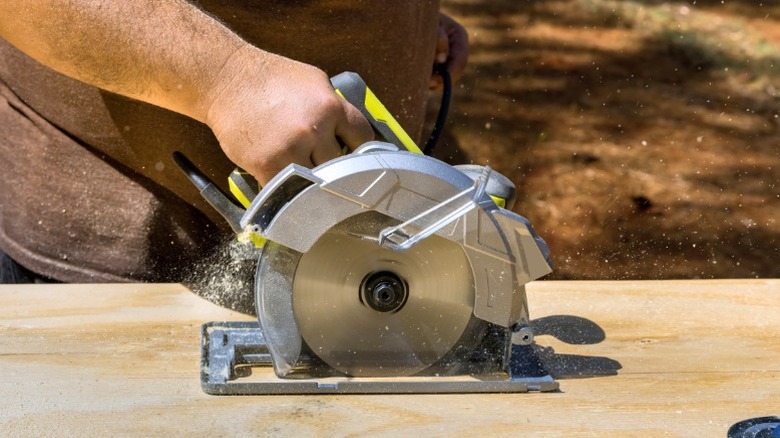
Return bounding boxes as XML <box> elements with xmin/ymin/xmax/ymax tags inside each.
<box><xmin>228</xmin><ymin>72</ymin><xmax>419</xmax><ymax>211</ymax></box>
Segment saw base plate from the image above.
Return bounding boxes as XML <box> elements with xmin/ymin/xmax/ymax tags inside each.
<box><xmin>201</xmin><ymin>321</ymin><xmax>559</xmax><ymax>395</ymax></box>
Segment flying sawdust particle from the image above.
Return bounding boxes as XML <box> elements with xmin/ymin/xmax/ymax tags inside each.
<box><xmin>183</xmin><ymin>237</ymin><xmax>259</xmax><ymax>315</ymax></box>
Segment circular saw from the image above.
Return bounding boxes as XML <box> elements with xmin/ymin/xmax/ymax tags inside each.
<box><xmin>174</xmin><ymin>72</ymin><xmax>556</xmax><ymax>394</ymax></box>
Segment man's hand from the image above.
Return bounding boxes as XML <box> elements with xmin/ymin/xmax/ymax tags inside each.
<box><xmin>0</xmin><ymin>0</ymin><xmax>373</xmax><ymax>186</ymax></box>
<box><xmin>205</xmin><ymin>46</ymin><xmax>374</xmax><ymax>185</ymax></box>
<box><xmin>431</xmin><ymin>12</ymin><xmax>469</xmax><ymax>90</ymax></box>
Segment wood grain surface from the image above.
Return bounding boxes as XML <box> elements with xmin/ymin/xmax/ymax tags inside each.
<box><xmin>1</xmin><ymin>280</ymin><xmax>778</xmax><ymax>437</ymax></box>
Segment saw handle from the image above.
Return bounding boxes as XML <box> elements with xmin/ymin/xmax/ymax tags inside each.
<box><xmin>229</xmin><ymin>72</ymin><xmax>509</xmax><ymax>214</ymax></box>
<box><xmin>330</xmin><ymin>72</ymin><xmax>423</xmax><ymax>155</ymax></box>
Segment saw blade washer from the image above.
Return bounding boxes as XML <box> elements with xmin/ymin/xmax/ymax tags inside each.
<box><xmin>360</xmin><ymin>270</ymin><xmax>409</xmax><ymax>313</ymax></box>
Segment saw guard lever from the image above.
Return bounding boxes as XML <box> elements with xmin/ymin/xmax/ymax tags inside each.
<box><xmin>378</xmin><ymin>166</ymin><xmax>492</xmax><ymax>251</ymax></box>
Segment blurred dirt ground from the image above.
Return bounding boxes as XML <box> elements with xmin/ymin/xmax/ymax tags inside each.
<box><xmin>430</xmin><ymin>0</ymin><xmax>779</xmax><ymax>279</ymax></box>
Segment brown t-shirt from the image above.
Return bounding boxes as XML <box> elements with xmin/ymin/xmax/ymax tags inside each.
<box><xmin>0</xmin><ymin>1</ymin><xmax>439</xmax><ymax>283</ymax></box>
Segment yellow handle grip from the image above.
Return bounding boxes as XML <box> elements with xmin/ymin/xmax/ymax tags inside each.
<box><xmin>331</xmin><ymin>72</ymin><xmax>423</xmax><ymax>155</ymax></box>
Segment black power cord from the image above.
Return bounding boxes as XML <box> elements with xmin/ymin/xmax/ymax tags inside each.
<box><xmin>423</xmin><ymin>63</ymin><xmax>452</xmax><ymax>156</ymax></box>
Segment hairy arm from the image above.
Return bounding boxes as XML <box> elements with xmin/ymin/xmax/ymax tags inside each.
<box><xmin>0</xmin><ymin>0</ymin><xmax>243</xmax><ymax>122</ymax></box>
<box><xmin>0</xmin><ymin>0</ymin><xmax>373</xmax><ymax>184</ymax></box>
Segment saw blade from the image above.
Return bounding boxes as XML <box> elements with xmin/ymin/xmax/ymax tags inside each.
<box><xmin>291</xmin><ymin>212</ymin><xmax>475</xmax><ymax>377</ymax></box>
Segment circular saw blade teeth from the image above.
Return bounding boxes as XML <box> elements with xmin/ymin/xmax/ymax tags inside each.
<box><xmin>291</xmin><ymin>212</ymin><xmax>476</xmax><ymax>377</ymax></box>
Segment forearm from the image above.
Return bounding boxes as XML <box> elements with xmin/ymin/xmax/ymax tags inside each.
<box><xmin>0</xmin><ymin>0</ymin><xmax>249</xmax><ymax>122</ymax></box>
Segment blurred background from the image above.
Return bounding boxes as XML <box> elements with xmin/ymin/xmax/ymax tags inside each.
<box><xmin>428</xmin><ymin>0</ymin><xmax>779</xmax><ymax>279</ymax></box>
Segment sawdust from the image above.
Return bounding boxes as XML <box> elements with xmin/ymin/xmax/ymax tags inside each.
<box><xmin>182</xmin><ymin>236</ymin><xmax>259</xmax><ymax>315</ymax></box>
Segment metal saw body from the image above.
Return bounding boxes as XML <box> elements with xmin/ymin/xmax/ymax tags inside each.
<box><xmin>245</xmin><ymin>144</ymin><xmax>551</xmax><ymax>377</ymax></box>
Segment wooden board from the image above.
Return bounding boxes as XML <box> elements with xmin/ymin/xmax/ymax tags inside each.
<box><xmin>1</xmin><ymin>280</ymin><xmax>778</xmax><ymax>436</ymax></box>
